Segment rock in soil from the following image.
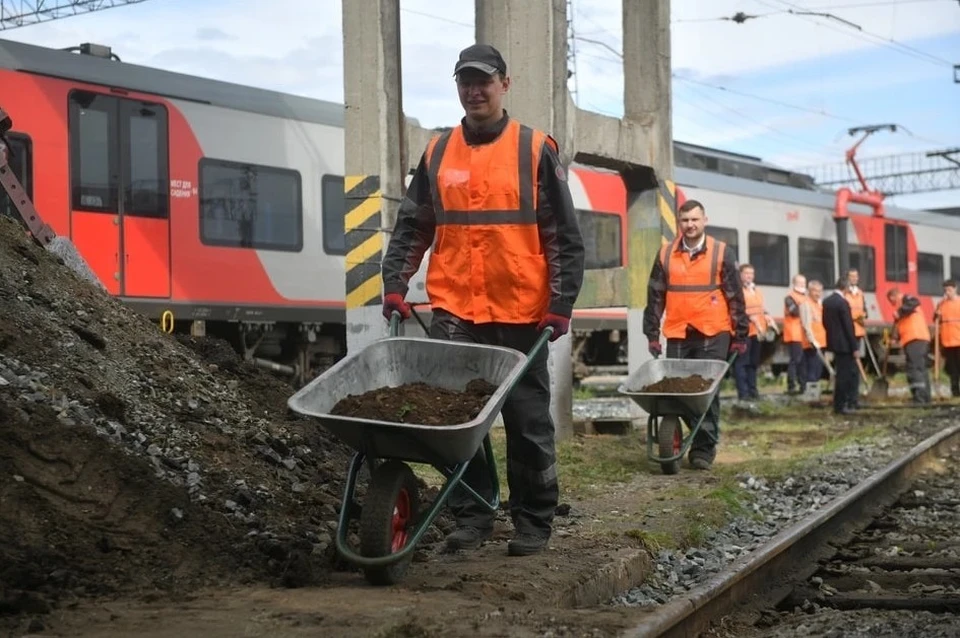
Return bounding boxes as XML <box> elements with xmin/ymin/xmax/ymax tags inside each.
<box><xmin>0</xmin><ymin>215</ymin><xmax>369</xmax><ymax>628</ymax></box>
<box><xmin>330</xmin><ymin>379</ymin><xmax>498</xmax><ymax>425</ymax></box>
<box><xmin>640</xmin><ymin>374</ymin><xmax>713</xmax><ymax>394</ymax></box>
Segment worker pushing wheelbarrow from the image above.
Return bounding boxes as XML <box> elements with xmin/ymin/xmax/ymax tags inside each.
<box><xmin>287</xmin><ymin>312</ymin><xmax>555</xmax><ymax>586</ymax></box>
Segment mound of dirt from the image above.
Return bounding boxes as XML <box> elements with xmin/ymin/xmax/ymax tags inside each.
<box><xmin>330</xmin><ymin>379</ymin><xmax>498</xmax><ymax>425</ymax></box>
<box><xmin>0</xmin><ymin>217</ymin><xmax>407</xmax><ymax>626</ymax></box>
<box><xmin>640</xmin><ymin>374</ymin><xmax>713</xmax><ymax>394</ymax></box>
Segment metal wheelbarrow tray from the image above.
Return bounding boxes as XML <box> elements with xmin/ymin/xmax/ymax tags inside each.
<box><xmin>618</xmin><ymin>357</ymin><xmax>732</xmax><ymax>475</ymax></box>
<box><xmin>288</xmin><ymin>320</ymin><xmax>551</xmax><ymax>586</ymax></box>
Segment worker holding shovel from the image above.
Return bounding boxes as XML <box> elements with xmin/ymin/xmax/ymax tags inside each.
<box><xmin>934</xmin><ymin>279</ymin><xmax>960</xmax><ymax>398</ymax></box>
<box><xmin>887</xmin><ymin>288</ymin><xmax>932</xmax><ymax>405</ymax></box>
<box><xmin>799</xmin><ymin>280</ymin><xmax>832</xmax><ymax>396</ymax></box>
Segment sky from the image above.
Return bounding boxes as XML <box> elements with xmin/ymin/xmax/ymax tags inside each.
<box><xmin>2</xmin><ymin>0</ymin><xmax>959</xmax><ymax>210</ymax></box>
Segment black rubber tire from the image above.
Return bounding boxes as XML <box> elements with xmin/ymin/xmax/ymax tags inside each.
<box><xmin>358</xmin><ymin>460</ymin><xmax>420</xmax><ymax>586</ymax></box>
<box><xmin>658</xmin><ymin>415</ymin><xmax>682</xmax><ymax>475</ymax></box>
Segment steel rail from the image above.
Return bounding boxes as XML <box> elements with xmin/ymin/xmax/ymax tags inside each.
<box><xmin>621</xmin><ymin>421</ymin><xmax>960</xmax><ymax>638</ymax></box>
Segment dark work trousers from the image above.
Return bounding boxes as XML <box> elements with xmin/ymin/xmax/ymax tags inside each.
<box><xmin>943</xmin><ymin>346</ymin><xmax>960</xmax><ymax>397</ymax></box>
<box><xmin>803</xmin><ymin>348</ymin><xmax>824</xmax><ymax>384</ymax></box>
<box><xmin>904</xmin><ymin>339</ymin><xmax>931</xmax><ymax>404</ymax></box>
<box><xmin>666</xmin><ymin>328</ymin><xmax>730</xmax><ymax>464</ymax></box>
<box><xmin>786</xmin><ymin>342</ymin><xmax>806</xmax><ymax>392</ymax></box>
<box><xmin>733</xmin><ymin>336</ymin><xmax>761</xmax><ymax>399</ymax></box>
<box><xmin>429</xmin><ymin>308</ymin><xmax>558</xmax><ymax>539</ymax></box>
<box><xmin>832</xmin><ymin>353</ymin><xmax>859</xmax><ymax>413</ymax></box>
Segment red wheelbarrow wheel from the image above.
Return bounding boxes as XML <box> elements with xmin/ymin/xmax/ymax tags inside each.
<box><xmin>657</xmin><ymin>415</ymin><xmax>682</xmax><ymax>475</ymax></box>
<box><xmin>359</xmin><ymin>460</ymin><xmax>421</xmax><ymax>586</ymax></box>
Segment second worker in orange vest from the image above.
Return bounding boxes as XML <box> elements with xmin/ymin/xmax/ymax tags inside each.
<box><xmin>381</xmin><ymin>44</ymin><xmax>585</xmax><ymax>558</ymax></box>
<box><xmin>887</xmin><ymin>288</ymin><xmax>932</xmax><ymax>405</ymax></box>
<box><xmin>935</xmin><ymin>279</ymin><xmax>960</xmax><ymax>397</ymax></box>
<box><xmin>643</xmin><ymin>199</ymin><xmax>750</xmax><ymax>471</ymax></box>
<box><xmin>799</xmin><ymin>280</ymin><xmax>827</xmax><ymax>391</ymax></box>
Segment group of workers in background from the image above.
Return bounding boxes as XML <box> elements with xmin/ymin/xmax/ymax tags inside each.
<box><xmin>642</xmin><ymin>200</ymin><xmax>960</xmax><ymax>472</ymax></box>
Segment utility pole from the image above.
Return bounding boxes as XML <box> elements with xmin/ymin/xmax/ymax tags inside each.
<box><xmin>341</xmin><ymin>0</ymin><xmax>406</xmax><ymax>354</ymax></box>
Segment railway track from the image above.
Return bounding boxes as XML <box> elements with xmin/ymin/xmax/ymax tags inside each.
<box><xmin>619</xmin><ymin>422</ymin><xmax>960</xmax><ymax>638</ymax></box>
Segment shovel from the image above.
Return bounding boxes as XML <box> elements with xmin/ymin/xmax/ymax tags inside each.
<box><xmin>868</xmin><ymin>347</ymin><xmax>890</xmax><ymax>400</ymax></box>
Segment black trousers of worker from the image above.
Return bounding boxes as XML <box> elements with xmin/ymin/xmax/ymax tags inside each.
<box><xmin>943</xmin><ymin>346</ymin><xmax>960</xmax><ymax>397</ymax></box>
<box><xmin>904</xmin><ymin>340</ymin><xmax>931</xmax><ymax>404</ymax></box>
<box><xmin>666</xmin><ymin>328</ymin><xmax>730</xmax><ymax>464</ymax></box>
<box><xmin>786</xmin><ymin>342</ymin><xmax>806</xmax><ymax>392</ymax></box>
<box><xmin>733</xmin><ymin>335</ymin><xmax>761</xmax><ymax>400</ymax></box>
<box><xmin>803</xmin><ymin>348</ymin><xmax>824</xmax><ymax>384</ymax></box>
<box><xmin>832</xmin><ymin>353</ymin><xmax>859</xmax><ymax>413</ymax></box>
<box><xmin>429</xmin><ymin>309</ymin><xmax>558</xmax><ymax>539</ymax></box>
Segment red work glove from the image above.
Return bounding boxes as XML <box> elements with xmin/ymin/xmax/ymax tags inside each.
<box><xmin>382</xmin><ymin>293</ymin><xmax>411</xmax><ymax>321</ymax></box>
<box><xmin>648</xmin><ymin>340</ymin><xmax>662</xmax><ymax>359</ymax></box>
<box><xmin>537</xmin><ymin>313</ymin><xmax>570</xmax><ymax>341</ymax></box>
<box><xmin>729</xmin><ymin>339</ymin><xmax>748</xmax><ymax>357</ymax></box>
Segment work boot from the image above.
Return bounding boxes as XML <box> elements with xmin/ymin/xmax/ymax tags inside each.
<box><xmin>689</xmin><ymin>455</ymin><xmax>712</xmax><ymax>471</ymax></box>
<box><xmin>507</xmin><ymin>532</ymin><xmax>549</xmax><ymax>557</ymax></box>
<box><xmin>443</xmin><ymin>526</ymin><xmax>491</xmax><ymax>552</ymax></box>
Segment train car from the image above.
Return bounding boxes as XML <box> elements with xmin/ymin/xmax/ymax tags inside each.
<box><xmin>1</xmin><ymin>38</ymin><xmax>958</xmax><ymax>384</ymax></box>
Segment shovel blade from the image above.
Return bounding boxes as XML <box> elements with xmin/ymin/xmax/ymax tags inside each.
<box><xmin>868</xmin><ymin>377</ymin><xmax>889</xmax><ymax>400</ymax></box>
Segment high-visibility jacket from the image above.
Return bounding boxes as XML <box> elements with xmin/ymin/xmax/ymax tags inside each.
<box><xmin>659</xmin><ymin>236</ymin><xmax>732</xmax><ymax>339</ymax></box>
<box><xmin>844</xmin><ymin>289</ymin><xmax>866</xmax><ymax>338</ymax></box>
<box><xmin>801</xmin><ymin>298</ymin><xmax>827</xmax><ymax>350</ymax></box>
<box><xmin>782</xmin><ymin>290</ymin><xmax>807</xmax><ymax>343</ymax></box>
<box><xmin>895</xmin><ymin>302</ymin><xmax>931</xmax><ymax>345</ymax></box>
<box><xmin>423</xmin><ymin>119</ymin><xmax>555</xmax><ymax>324</ymax></box>
<box><xmin>744</xmin><ymin>285</ymin><xmax>767</xmax><ymax>338</ymax></box>
<box><xmin>937</xmin><ymin>297</ymin><xmax>960</xmax><ymax>347</ymax></box>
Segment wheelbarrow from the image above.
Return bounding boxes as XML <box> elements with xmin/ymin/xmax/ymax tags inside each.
<box><xmin>617</xmin><ymin>355</ymin><xmax>734</xmax><ymax>475</ymax></box>
<box><xmin>287</xmin><ymin>311</ymin><xmax>552</xmax><ymax>586</ymax></box>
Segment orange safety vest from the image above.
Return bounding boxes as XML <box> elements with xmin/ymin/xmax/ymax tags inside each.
<box><xmin>423</xmin><ymin>119</ymin><xmax>555</xmax><ymax>324</ymax></box>
<box><xmin>801</xmin><ymin>298</ymin><xmax>827</xmax><ymax>349</ymax></box>
<box><xmin>895</xmin><ymin>301</ymin><xmax>931</xmax><ymax>345</ymax></box>
<box><xmin>782</xmin><ymin>290</ymin><xmax>807</xmax><ymax>343</ymax></box>
<box><xmin>744</xmin><ymin>285</ymin><xmax>767</xmax><ymax>338</ymax></box>
<box><xmin>937</xmin><ymin>297</ymin><xmax>960</xmax><ymax>347</ymax></box>
<box><xmin>844</xmin><ymin>289</ymin><xmax>866</xmax><ymax>338</ymax></box>
<box><xmin>659</xmin><ymin>236</ymin><xmax>732</xmax><ymax>339</ymax></box>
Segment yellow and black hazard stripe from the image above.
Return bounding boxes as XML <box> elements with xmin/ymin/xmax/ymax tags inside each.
<box><xmin>344</xmin><ymin>175</ymin><xmax>383</xmax><ymax>309</ymax></box>
<box><xmin>658</xmin><ymin>178</ymin><xmax>678</xmax><ymax>247</ymax></box>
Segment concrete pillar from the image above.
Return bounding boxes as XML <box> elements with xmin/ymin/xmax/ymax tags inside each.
<box><xmin>623</xmin><ymin>0</ymin><xmax>673</xmax><ymax>378</ymax></box>
<box><xmin>475</xmin><ymin>0</ymin><xmax>576</xmax><ymax>440</ymax></box>
<box><xmin>341</xmin><ymin>0</ymin><xmax>406</xmax><ymax>354</ymax></box>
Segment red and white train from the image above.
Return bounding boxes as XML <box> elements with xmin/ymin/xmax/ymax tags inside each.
<box><xmin>2</xmin><ymin>37</ymin><xmax>957</xmax><ymax>382</ymax></box>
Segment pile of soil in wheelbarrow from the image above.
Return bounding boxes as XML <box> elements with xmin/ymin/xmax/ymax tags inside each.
<box><xmin>640</xmin><ymin>374</ymin><xmax>713</xmax><ymax>394</ymax></box>
<box><xmin>330</xmin><ymin>379</ymin><xmax>499</xmax><ymax>425</ymax></box>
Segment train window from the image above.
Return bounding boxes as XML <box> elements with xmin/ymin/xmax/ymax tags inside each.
<box><xmin>69</xmin><ymin>91</ymin><xmax>120</xmax><ymax>212</ymax></box>
<box><xmin>951</xmin><ymin>257</ymin><xmax>960</xmax><ymax>283</ymax></box>
<box><xmin>123</xmin><ymin>102</ymin><xmax>169</xmax><ymax>218</ymax></box>
<box><xmin>706</xmin><ymin>226</ymin><xmax>738</xmax><ymax>262</ymax></box>
<box><xmin>884</xmin><ymin>223</ymin><xmax>908</xmax><ymax>283</ymax></box>
<box><xmin>748</xmin><ymin>232</ymin><xmax>789</xmax><ymax>286</ymax></box>
<box><xmin>321</xmin><ymin>174</ymin><xmax>346</xmax><ymax>256</ymax></box>
<box><xmin>917</xmin><ymin>252</ymin><xmax>944</xmax><ymax>296</ymax></box>
<box><xmin>198</xmin><ymin>159</ymin><xmax>303</xmax><ymax>252</ymax></box>
<box><xmin>577</xmin><ymin>209</ymin><xmax>622</xmax><ymax>269</ymax></box>
<box><xmin>798</xmin><ymin>237</ymin><xmax>835</xmax><ymax>288</ymax></box>
<box><xmin>848</xmin><ymin>244</ymin><xmax>876</xmax><ymax>293</ymax></box>
<box><xmin>0</xmin><ymin>133</ymin><xmax>32</xmax><ymax>221</ymax></box>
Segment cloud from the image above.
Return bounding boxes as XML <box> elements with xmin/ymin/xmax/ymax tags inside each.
<box><xmin>195</xmin><ymin>27</ymin><xmax>234</xmax><ymax>42</ymax></box>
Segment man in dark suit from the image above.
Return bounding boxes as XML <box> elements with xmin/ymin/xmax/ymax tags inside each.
<box><xmin>823</xmin><ymin>276</ymin><xmax>861</xmax><ymax>414</ymax></box>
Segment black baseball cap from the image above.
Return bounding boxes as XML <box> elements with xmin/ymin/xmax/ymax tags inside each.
<box><xmin>454</xmin><ymin>44</ymin><xmax>507</xmax><ymax>76</ymax></box>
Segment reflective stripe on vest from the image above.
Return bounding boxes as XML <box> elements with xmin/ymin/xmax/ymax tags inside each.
<box><xmin>844</xmin><ymin>289</ymin><xmax>866</xmax><ymax>338</ymax></box>
<box><xmin>939</xmin><ymin>298</ymin><xmax>960</xmax><ymax>347</ymax></box>
<box><xmin>423</xmin><ymin>120</ymin><xmax>552</xmax><ymax>324</ymax></box>
<box><xmin>744</xmin><ymin>286</ymin><xmax>767</xmax><ymax>337</ymax></box>
<box><xmin>801</xmin><ymin>299</ymin><xmax>826</xmax><ymax>349</ymax></box>
<box><xmin>659</xmin><ymin>236</ymin><xmax>732</xmax><ymax>339</ymax></box>
<box><xmin>783</xmin><ymin>290</ymin><xmax>806</xmax><ymax>343</ymax></box>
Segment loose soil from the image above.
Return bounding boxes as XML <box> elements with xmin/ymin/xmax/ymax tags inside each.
<box><xmin>330</xmin><ymin>379</ymin><xmax>498</xmax><ymax>425</ymax></box>
<box><xmin>641</xmin><ymin>374</ymin><xmax>713</xmax><ymax>394</ymax></box>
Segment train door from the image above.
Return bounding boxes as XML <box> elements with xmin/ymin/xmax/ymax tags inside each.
<box><xmin>68</xmin><ymin>90</ymin><xmax>171</xmax><ymax>298</ymax></box>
